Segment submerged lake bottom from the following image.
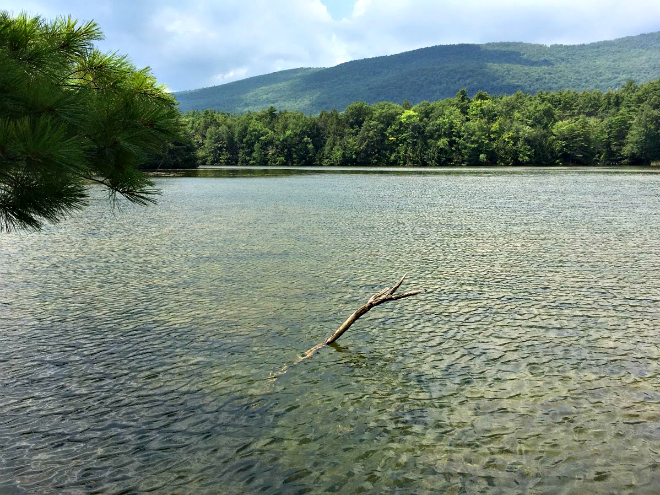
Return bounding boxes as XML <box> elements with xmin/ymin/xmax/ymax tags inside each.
<box><xmin>1</xmin><ymin>167</ymin><xmax>660</xmax><ymax>494</ymax></box>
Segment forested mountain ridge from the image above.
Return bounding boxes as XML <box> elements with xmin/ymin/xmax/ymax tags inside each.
<box><xmin>183</xmin><ymin>78</ymin><xmax>660</xmax><ymax>168</ymax></box>
<box><xmin>175</xmin><ymin>31</ymin><xmax>660</xmax><ymax>115</ymax></box>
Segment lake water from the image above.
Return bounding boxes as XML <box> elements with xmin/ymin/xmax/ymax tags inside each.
<box><xmin>1</xmin><ymin>167</ymin><xmax>660</xmax><ymax>494</ymax></box>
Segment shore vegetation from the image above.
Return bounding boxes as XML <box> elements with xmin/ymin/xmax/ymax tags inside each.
<box><xmin>184</xmin><ymin>79</ymin><xmax>660</xmax><ymax>168</ymax></box>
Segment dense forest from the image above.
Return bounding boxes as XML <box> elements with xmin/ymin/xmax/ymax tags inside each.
<box><xmin>179</xmin><ymin>78</ymin><xmax>660</xmax><ymax>168</ymax></box>
<box><xmin>175</xmin><ymin>32</ymin><xmax>660</xmax><ymax>115</ymax></box>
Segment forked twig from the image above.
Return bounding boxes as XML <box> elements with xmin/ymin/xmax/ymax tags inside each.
<box><xmin>274</xmin><ymin>275</ymin><xmax>423</xmax><ymax>377</ymax></box>
<box><xmin>324</xmin><ymin>274</ymin><xmax>422</xmax><ymax>345</ymax></box>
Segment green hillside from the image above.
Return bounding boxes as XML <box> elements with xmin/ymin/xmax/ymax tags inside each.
<box><xmin>175</xmin><ymin>32</ymin><xmax>660</xmax><ymax>115</ymax></box>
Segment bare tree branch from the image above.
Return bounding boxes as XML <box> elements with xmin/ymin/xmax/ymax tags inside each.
<box><xmin>274</xmin><ymin>275</ymin><xmax>423</xmax><ymax>377</ymax></box>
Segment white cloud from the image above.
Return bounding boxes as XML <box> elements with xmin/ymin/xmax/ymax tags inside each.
<box><xmin>336</xmin><ymin>0</ymin><xmax>660</xmax><ymax>59</ymax></box>
<box><xmin>2</xmin><ymin>0</ymin><xmax>660</xmax><ymax>91</ymax></box>
<box><xmin>211</xmin><ymin>67</ymin><xmax>249</xmax><ymax>83</ymax></box>
<box><xmin>352</xmin><ymin>0</ymin><xmax>373</xmax><ymax>17</ymax></box>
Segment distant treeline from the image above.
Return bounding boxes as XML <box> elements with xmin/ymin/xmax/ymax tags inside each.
<box><xmin>180</xmin><ymin>79</ymin><xmax>660</xmax><ymax>167</ymax></box>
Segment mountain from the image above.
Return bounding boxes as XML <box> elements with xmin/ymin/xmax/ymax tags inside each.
<box><xmin>175</xmin><ymin>32</ymin><xmax>660</xmax><ymax>115</ymax></box>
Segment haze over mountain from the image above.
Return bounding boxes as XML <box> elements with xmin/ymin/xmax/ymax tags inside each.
<box><xmin>176</xmin><ymin>31</ymin><xmax>660</xmax><ymax>115</ymax></box>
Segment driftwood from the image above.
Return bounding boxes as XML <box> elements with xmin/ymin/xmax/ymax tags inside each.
<box><xmin>324</xmin><ymin>274</ymin><xmax>423</xmax><ymax>344</ymax></box>
<box><xmin>275</xmin><ymin>275</ymin><xmax>423</xmax><ymax>376</ymax></box>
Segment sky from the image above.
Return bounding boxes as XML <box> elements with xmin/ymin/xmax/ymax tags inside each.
<box><xmin>4</xmin><ymin>0</ymin><xmax>660</xmax><ymax>92</ymax></box>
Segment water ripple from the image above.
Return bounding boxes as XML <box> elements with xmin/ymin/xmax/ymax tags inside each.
<box><xmin>1</xmin><ymin>170</ymin><xmax>660</xmax><ymax>494</ymax></box>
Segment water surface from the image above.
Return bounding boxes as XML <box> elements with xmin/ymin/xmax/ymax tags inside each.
<box><xmin>1</xmin><ymin>168</ymin><xmax>660</xmax><ymax>494</ymax></box>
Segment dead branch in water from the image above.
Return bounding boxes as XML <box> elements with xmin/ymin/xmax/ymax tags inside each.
<box><xmin>274</xmin><ymin>275</ymin><xmax>423</xmax><ymax>377</ymax></box>
<box><xmin>324</xmin><ymin>274</ymin><xmax>423</xmax><ymax>345</ymax></box>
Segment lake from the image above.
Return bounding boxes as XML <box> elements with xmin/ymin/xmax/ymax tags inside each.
<box><xmin>1</xmin><ymin>167</ymin><xmax>660</xmax><ymax>494</ymax></box>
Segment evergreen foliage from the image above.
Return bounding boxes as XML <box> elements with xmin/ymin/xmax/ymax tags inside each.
<box><xmin>176</xmin><ymin>32</ymin><xmax>660</xmax><ymax>115</ymax></box>
<box><xmin>0</xmin><ymin>12</ymin><xmax>182</xmax><ymax>231</ymax></box>
<box><xmin>184</xmin><ymin>79</ymin><xmax>660</xmax><ymax>167</ymax></box>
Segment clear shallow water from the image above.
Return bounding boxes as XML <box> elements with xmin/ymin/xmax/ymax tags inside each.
<box><xmin>1</xmin><ymin>168</ymin><xmax>660</xmax><ymax>494</ymax></box>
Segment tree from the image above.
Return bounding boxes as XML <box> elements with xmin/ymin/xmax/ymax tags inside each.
<box><xmin>624</xmin><ymin>105</ymin><xmax>660</xmax><ymax>163</ymax></box>
<box><xmin>389</xmin><ymin>109</ymin><xmax>425</xmax><ymax>166</ymax></box>
<box><xmin>552</xmin><ymin>116</ymin><xmax>604</xmax><ymax>165</ymax></box>
<box><xmin>0</xmin><ymin>12</ymin><xmax>182</xmax><ymax>231</ymax></box>
<box><xmin>140</xmin><ymin>139</ymin><xmax>198</xmax><ymax>170</ymax></box>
